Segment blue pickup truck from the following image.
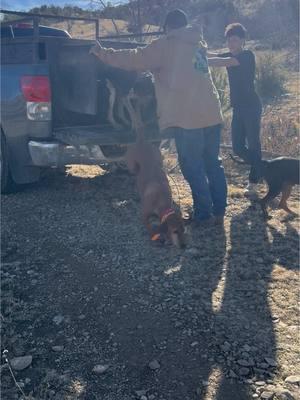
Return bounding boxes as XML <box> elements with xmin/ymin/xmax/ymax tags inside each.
<box><xmin>1</xmin><ymin>11</ymin><xmax>159</xmax><ymax>193</ymax></box>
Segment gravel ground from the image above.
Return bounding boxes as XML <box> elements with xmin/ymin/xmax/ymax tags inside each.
<box><xmin>1</xmin><ymin>155</ymin><xmax>299</xmax><ymax>400</ymax></box>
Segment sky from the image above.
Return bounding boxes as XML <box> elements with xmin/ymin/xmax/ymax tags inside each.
<box><xmin>1</xmin><ymin>0</ymin><xmax>127</xmax><ymax>12</ymax></box>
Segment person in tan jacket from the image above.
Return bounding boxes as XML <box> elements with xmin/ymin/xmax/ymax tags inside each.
<box><xmin>90</xmin><ymin>9</ymin><xmax>227</xmax><ymax>226</ymax></box>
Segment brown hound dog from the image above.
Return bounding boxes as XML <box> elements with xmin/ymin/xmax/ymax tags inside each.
<box><xmin>126</xmin><ymin>138</ymin><xmax>185</xmax><ymax>248</ymax></box>
<box><xmin>125</xmin><ymin>80</ymin><xmax>185</xmax><ymax>248</ymax></box>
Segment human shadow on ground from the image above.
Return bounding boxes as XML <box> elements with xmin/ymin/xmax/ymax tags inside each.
<box><xmin>212</xmin><ymin>208</ymin><xmax>299</xmax><ymax>400</ymax></box>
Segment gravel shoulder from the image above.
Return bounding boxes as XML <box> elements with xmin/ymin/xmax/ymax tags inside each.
<box><xmin>1</xmin><ymin>157</ymin><xmax>299</xmax><ymax>400</ymax></box>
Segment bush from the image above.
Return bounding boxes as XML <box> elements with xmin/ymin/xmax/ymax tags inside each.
<box><xmin>255</xmin><ymin>53</ymin><xmax>287</xmax><ymax>102</ymax></box>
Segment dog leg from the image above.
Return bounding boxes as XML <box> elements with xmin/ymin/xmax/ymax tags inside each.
<box><xmin>278</xmin><ymin>184</ymin><xmax>295</xmax><ymax>214</ymax></box>
<box><xmin>260</xmin><ymin>183</ymin><xmax>282</xmax><ymax>219</ymax></box>
<box><xmin>106</xmin><ymin>80</ymin><xmax>123</xmax><ymax>130</ymax></box>
<box><xmin>124</xmin><ymin>92</ymin><xmax>144</xmax><ymax>137</ymax></box>
<box><xmin>118</xmin><ymin>99</ymin><xmax>131</xmax><ymax>127</ymax></box>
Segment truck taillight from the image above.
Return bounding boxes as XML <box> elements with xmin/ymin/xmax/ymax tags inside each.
<box><xmin>21</xmin><ymin>76</ymin><xmax>51</xmax><ymax>102</ymax></box>
<box><xmin>20</xmin><ymin>76</ymin><xmax>51</xmax><ymax>121</ymax></box>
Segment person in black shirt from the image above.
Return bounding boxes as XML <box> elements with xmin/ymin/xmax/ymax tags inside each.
<box><xmin>207</xmin><ymin>23</ymin><xmax>262</xmax><ymax>198</ymax></box>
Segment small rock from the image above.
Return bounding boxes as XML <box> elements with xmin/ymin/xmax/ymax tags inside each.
<box><xmin>239</xmin><ymin>367</ymin><xmax>250</xmax><ymax>376</ymax></box>
<box><xmin>59</xmin><ymin>374</ymin><xmax>70</xmax><ymax>383</ymax></box>
<box><xmin>256</xmin><ymin>386</ymin><xmax>265</xmax><ymax>394</ymax></box>
<box><xmin>271</xmin><ymin>315</ymin><xmax>280</xmax><ymax>322</ymax></box>
<box><xmin>185</xmin><ymin>247</ymin><xmax>200</xmax><ymax>257</ymax></box>
<box><xmin>149</xmin><ymin>360</ymin><xmax>160</xmax><ymax>370</ymax></box>
<box><xmin>252</xmin><ymin>395</ymin><xmax>259</xmax><ymax>399</ymax></box>
<box><xmin>238</xmin><ymin>359</ymin><xmax>255</xmax><ymax>367</ymax></box>
<box><xmin>191</xmin><ymin>341</ymin><xmax>199</xmax><ymax>347</ymax></box>
<box><xmin>285</xmin><ymin>375</ymin><xmax>300</xmax><ymax>384</ymax></box>
<box><xmin>221</xmin><ymin>342</ymin><xmax>231</xmax><ymax>352</ymax></box>
<box><xmin>135</xmin><ymin>390</ymin><xmax>147</xmax><ymax>397</ymax></box>
<box><xmin>255</xmin><ymin>381</ymin><xmax>266</xmax><ymax>386</ymax></box>
<box><xmin>228</xmin><ymin>370</ymin><xmax>238</xmax><ymax>379</ymax></box>
<box><xmin>92</xmin><ymin>364</ymin><xmax>109</xmax><ymax>374</ymax></box>
<box><xmin>265</xmin><ymin>385</ymin><xmax>276</xmax><ymax>392</ymax></box>
<box><xmin>243</xmin><ymin>344</ymin><xmax>251</xmax><ymax>352</ymax></box>
<box><xmin>52</xmin><ymin>346</ymin><xmax>64</xmax><ymax>352</ymax></box>
<box><xmin>140</xmin><ymin>396</ymin><xmax>147</xmax><ymax>400</ymax></box>
<box><xmin>258</xmin><ymin>363</ymin><xmax>269</xmax><ymax>369</ymax></box>
<box><xmin>264</xmin><ymin>358</ymin><xmax>277</xmax><ymax>367</ymax></box>
<box><xmin>10</xmin><ymin>355</ymin><xmax>32</xmax><ymax>371</ymax></box>
<box><xmin>260</xmin><ymin>391</ymin><xmax>274</xmax><ymax>399</ymax></box>
<box><xmin>53</xmin><ymin>315</ymin><xmax>64</xmax><ymax>325</ymax></box>
<box><xmin>202</xmin><ymin>380</ymin><xmax>209</xmax><ymax>386</ymax></box>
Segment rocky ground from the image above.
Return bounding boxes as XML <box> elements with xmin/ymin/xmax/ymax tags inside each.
<box><xmin>1</xmin><ymin>154</ymin><xmax>299</xmax><ymax>400</ymax></box>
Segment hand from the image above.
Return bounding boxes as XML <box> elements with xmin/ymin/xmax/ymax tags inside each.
<box><xmin>89</xmin><ymin>41</ymin><xmax>102</xmax><ymax>57</ymax></box>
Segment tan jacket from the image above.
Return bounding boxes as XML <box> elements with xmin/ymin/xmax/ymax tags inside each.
<box><xmin>93</xmin><ymin>26</ymin><xmax>223</xmax><ymax>131</ymax></box>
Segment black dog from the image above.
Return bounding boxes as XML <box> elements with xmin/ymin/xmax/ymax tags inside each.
<box><xmin>230</xmin><ymin>154</ymin><xmax>299</xmax><ymax>218</ymax></box>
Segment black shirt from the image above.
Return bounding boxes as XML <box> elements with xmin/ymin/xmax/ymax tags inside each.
<box><xmin>219</xmin><ymin>49</ymin><xmax>261</xmax><ymax>109</ymax></box>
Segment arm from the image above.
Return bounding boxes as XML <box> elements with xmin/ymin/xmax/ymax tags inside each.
<box><xmin>90</xmin><ymin>40</ymin><xmax>162</xmax><ymax>72</ymax></box>
<box><xmin>207</xmin><ymin>56</ymin><xmax>240</xmax><ymax>68</ymax></box>
<box><xmin>206</xmin><ymin>51</ymin><xmax>219</xmax><ymax>57</ymax></box>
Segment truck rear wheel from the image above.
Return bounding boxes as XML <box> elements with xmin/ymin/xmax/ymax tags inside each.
<box><xmin>1</xmin><ymin>132</ymin><xmax>17</xmax><ymax>194</ymax></box>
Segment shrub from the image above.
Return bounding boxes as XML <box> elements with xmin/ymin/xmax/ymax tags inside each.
<box><xmin>255</xmin><ymin>53</ymin><xmax>287</xmax><ymax>102</ymax></box>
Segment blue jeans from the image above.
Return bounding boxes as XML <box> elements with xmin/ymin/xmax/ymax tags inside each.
<box><xmin>231</xmin><ymin>104</ymin><xmax>262</xmax><ymax>183</ymax></box>
<box><xmin>174</xmin><ymin>125</ymin><xmax>227</xmax><ymax>221</ymax></box>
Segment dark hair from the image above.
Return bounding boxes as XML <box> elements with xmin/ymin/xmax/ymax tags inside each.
<box><xmin>224</xmin><ymin>23</ymin><xmax>247</xmax><ymax>39</ymax></box>
<box><xmin>163</xmin><ymin>9</ymin><xmax>188</xmax><ymax>32</ymax></box>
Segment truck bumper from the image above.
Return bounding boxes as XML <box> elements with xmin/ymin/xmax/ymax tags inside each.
<box><xmin>28</xmin><ymin>141</ymin><xmax>125</xmax><ymax>167</ymax></box>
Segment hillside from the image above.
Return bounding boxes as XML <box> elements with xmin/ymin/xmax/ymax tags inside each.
<box><xmin>27</xmin><ymin>0</ymin><xmax>299</xmax><ymax>43</ymax></box>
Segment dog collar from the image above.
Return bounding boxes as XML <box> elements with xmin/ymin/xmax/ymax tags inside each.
<box><xmin>151</xmin><ymin>233</ymin><xmax>161</xmax><ymax>241</ymax></box>
<box><xmin>160</xmin><ymin>208</ymin><xmax>176</xmax><ymax>224</ymax></box>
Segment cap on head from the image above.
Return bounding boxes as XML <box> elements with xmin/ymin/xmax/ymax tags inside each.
<box><xmin>163</xmin><ymin>9</ymin><xmax>188</xmax><ymax>32</ymax></box>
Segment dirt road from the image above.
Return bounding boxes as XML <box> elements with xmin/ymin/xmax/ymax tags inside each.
<box><xmin>1</xmin><ymin>160</ymin><xmax>299</xmax><ymax>400</ymax></box>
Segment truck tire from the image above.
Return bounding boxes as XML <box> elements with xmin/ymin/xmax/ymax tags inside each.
<box><xmin>1</xmin><ymin>132</ymin><xmax>17</xmax><ymax>194</ymax></box>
